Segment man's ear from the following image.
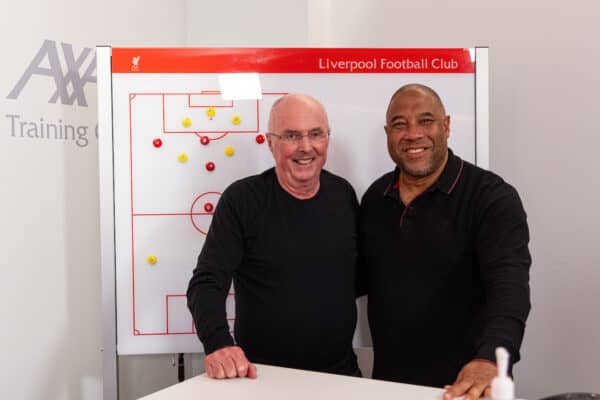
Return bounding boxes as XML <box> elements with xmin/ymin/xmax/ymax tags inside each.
<box><xmin>266</xmin><ymin>134</ymin><xmax>275</xmax><ymax>152</ymax></box>
<box><xmin>443</xmin><ymin>115</ymin><xmax>451</xmax><ymax>139</ymax></box>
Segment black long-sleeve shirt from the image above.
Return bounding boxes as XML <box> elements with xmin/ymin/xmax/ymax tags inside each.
<box><xmin>187</xmin><ymin>168</ymin><xmax>360</xmax><ymax>375</ymax></box>
<box><xmin>360</xmin><ymin>149</ymin><xmax>531</xmax><ymax>387</ymax></box>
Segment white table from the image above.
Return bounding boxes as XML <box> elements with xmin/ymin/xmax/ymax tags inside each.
<box><xmin>140</xmin><ymin>363</ymin><xmax>445</xmax><ymax>400</ymax></box>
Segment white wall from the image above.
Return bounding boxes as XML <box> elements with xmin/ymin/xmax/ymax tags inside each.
<box><xmin>0</xmin><ymin>1</ymin><xmax>186</xmax><ymax>399</ymax></box>
<box><xmin>3</xmin><ymin>1</ymin><xmax>599</xmax><ymax>399</ymax></box>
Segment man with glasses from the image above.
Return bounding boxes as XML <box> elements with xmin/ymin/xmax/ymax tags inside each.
<box><xmin>187</xmin><ymin>94</ymin><xmax>361</xmax><ymax>379</ymax></box>
<box><xmin>360</xmin><ymin>84</ymin><xmax>531</xmax><ymax>399</ymax></box>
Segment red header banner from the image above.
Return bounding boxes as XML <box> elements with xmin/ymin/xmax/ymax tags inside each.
<box><xmin>112</xmin><ymin>48</ymin><xmax>474</xmax><ymax>74</ymax></box>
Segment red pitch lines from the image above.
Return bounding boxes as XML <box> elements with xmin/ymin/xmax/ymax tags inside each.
<box><xmin>194</xmin><ymin>132</ymin><xmax>228</xmax><ymax>141</ymax></box>
<box><xmin>127</xmin><ymin>91</ymin><xmax>288</xmax><ymax>337</ymax></box>
<box><xmin>133</xmin><ymin>293</ymin><xmax>236</xmax><ymax>336</ymax></box>
<box><xmin>166</xmin><ymin>294</ymin><xmax>192</xmax><ymax>335</ymax></box>
<box><xmin>132</xmin><ymin>212</ymin><xmax>213</xmax><ymax>217</ymax></box>
<box><xmin>190</xmin><ymin>191</ymin><xmax>221</xmax><ymax>235</ymax></box>
<box><xmin>187</xmin><ymin>92</ymin><xmax>233</xmax><ymax>108</ymax></box>
<box><xmin>162</xmin><ymin>93</ymin><xmax>260</xmax><ymax>136</ymax></box>
<box><xmin>129</xmin><ymin>94</ymin><xmax>138</xmax><ymax>334</ymax></box>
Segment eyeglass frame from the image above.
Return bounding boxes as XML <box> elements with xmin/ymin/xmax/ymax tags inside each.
<box><xmin>266</xmin><ymin>128</ymin><xmax>330</xmax><ymax>143</ymax></box>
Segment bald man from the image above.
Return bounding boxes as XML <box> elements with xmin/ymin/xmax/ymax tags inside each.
<box><xmin>360</xmin><ymin>84</ymin><xmax>531</xmax><ymax>399</ymax></box>
<box><xmin>187</xmin><ymin>94</ymin><xmax>361</xmax><ymax>379</ymax></box>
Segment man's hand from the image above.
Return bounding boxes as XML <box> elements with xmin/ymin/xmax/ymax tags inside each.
<box><xmin>443</xmin><ymin>359</ymin><xmax>497</xmax><ymax>400</ymax></box>
<box><xmin>204</xmin><ymin>346</ymin><xmax>257</xmax><ymax>379</ymax></box>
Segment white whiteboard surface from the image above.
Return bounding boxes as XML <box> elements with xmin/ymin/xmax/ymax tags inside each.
<box><xmin>101</xmin><ymin>48</ymin><xmax>485</xmax><ymax>355</ymax></box>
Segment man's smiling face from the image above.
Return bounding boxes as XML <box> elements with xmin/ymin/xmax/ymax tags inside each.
<box><xmin>384</xmin><ymin>87</ymin><xmax>450</xmax><ymax>178</ymax></box>
<box><xmin>267</xmin><ymin>95</ymin><xmax>330</xmax><ymax>193</ymax></box>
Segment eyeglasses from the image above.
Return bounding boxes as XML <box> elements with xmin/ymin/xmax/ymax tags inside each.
<box><xmin>267</xmin><ymin>129</ymin><xmax>330</xmax><ymax>143</ymax></box>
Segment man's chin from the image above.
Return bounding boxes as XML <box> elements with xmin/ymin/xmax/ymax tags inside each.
<box><xmin>291</xmin><ymin>173</ymin><xmax>318</xmax><ymax>183</ymax></box>
<box><xmin>399</xmin><ymin>163</ymin><xmax>434</xmax><ymax>178</ymax></box>
<box><xmin>289</xmin><ymin>167</ymin><xmax>320</xmax><ymax>181</ymax></box>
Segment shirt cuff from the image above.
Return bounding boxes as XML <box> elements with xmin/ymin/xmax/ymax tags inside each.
<box><xmin>474</xmin><ymin>343</ymin><xmax>517</xmax><ymax>376</ymax></box>
<box><xmin>202</xmin><ymin>330</ymin><xmax>235</xmax><ymax>355</ymax></box>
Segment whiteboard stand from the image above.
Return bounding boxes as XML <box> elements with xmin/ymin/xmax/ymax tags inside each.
<box><xmin>97</xmin><ymin>45</ymin><xmax>118</xmax><ymax>400</ymax></box>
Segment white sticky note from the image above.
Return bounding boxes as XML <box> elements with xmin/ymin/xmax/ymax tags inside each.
<box><xmin>218</xmin><ymin>73</ymin><xmax>263</xmax><ymax>100</ymax></box>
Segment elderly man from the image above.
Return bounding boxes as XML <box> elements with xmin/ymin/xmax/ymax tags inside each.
<box><xmin>360</xmin><ymin>84</ymin><xmax>531</xmax><ymax>399</ymax></box>
<box><xmin>187</xmin><ymin>94</ymin><xmax>360</xmax><ymax>379</ymax></box>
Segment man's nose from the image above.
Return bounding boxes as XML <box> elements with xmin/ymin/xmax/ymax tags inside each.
<box><xmin>405</xmin><ymin>123</ymin><xmax>425</xmax><ymax>139</ymax></box>
<box><xmin>297</xmin><ymin>135</ymin><xmax>312</xmax><ymax>150</ymax></box>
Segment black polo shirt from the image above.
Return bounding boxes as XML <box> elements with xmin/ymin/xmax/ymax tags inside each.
<box><xmin>187</xmin><ymin>168</ymin><xmax>360</xmax><ymax>375</ymax></box>
<box><xmin>360</xmin><ymin>149</ymin><xmax>531</xmax><ymax>387</ymax></box>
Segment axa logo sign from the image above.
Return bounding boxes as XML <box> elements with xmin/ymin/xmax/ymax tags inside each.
<box><xmin>7</xmin><ymin>39</ymin><xmax>96</xmax><ymax>107</ymax></box>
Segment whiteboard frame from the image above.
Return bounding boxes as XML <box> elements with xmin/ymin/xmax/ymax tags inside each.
<box><xmin>98</xmin><ymin>46</ymin><xmax>490</xmax><ymax>400</ymax></box>
<box><xmin>475</xmin><ymin>47</ymin><xmax>489</xmax><ymax>169</ymax></box>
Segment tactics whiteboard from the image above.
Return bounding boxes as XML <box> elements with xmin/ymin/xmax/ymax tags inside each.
<box><xmin>98</xmin><ymin>48</ymin><xmax>489</xmax><ymax>355</ymax></box>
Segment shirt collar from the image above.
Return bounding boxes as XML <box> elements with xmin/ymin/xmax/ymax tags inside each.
<box><xmin>383</xmin><ymin>148</ymin><xmax>464</xmax><ymax>199</ymax></box>
<box><xmin>429</xmin><ymin>149</ymin><xmax>464</xmax><ymax>195</ymax></box>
